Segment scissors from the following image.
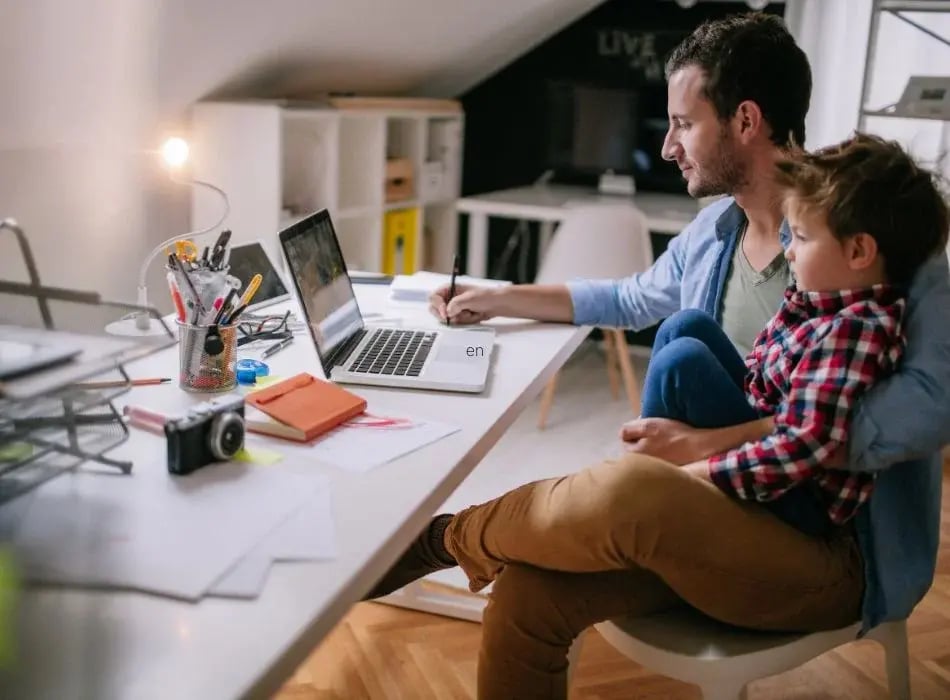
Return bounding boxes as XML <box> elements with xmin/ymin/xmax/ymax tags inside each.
<box><xmin>173</xmin><ymin>239</ymin><xmax>199</xmax><ymax>263</ymax></box>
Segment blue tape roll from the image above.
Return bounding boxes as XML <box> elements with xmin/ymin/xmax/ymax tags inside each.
<box><xmin>237</xmin><ymin>358</ymin><xmax>269</xmax><ymax>377</ymax></box>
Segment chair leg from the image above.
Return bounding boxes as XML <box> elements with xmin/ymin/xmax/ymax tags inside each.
<box><xmin>602</xmin><ymin>329</ymin><xmax>621</xmax><ymax>400</ymax></box>
<box><xmin>610</xmin><ymin>329</ymin><xmax>641</xmax><ymax>416</ymax></box>
<box><xmin>702</xmin><ymin>684</ymin><xmax>749</xmax><ymax>700</ymax></box>
<box><xmin>870</xmin><ymin>620</ymin><xmax>911</xmax><ymax>700</ymax></box>
<box><xmin>537</xmin><ymin>372</ymin><xmax>560</xmax><ymax>430</ymax></box>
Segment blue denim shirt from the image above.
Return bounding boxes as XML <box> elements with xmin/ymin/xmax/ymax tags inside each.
<box><xmin>568</xmin><ymin>197</ymin><xmax>950</xmax><ymax>633</ymax></box>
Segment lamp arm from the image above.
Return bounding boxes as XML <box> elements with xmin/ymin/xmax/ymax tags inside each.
<box><xmin>133</xmin><ymin>177</ymin><xmax>229</xmax><ymax>329</ymax></box>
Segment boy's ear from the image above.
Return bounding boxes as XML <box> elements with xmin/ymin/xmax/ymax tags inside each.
<box><xmin>846</xmin><ymin>232</ymin><xmax>879</xmax><ymax>270</ymax></box>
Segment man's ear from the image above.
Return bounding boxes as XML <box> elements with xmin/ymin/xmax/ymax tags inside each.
<box><xmin>734</xmin><ymin>100</ymin><xmax>764</xmax><ymax>143</ymax></box>
<box><xmin>846</xmin><ymin>232</ymin><xmax>879</xmax><ymax>270</ymax></box>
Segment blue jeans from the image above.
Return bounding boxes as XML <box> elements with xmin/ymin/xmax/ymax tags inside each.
<box><xmin>642</xmin><ymin>309</ymin><xmax>831</xmax><ymax>537</ymax></box>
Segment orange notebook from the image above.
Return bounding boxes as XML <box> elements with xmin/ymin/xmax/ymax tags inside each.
<box><xmin>244</xmin><ymin>373</ymin><xmax>366</xmax><ymax>442</ymax></box>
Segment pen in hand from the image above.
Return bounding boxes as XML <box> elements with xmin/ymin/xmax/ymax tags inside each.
<box><xmin>447</xmin><ymin>252</ymin><xmax>460</xmax><ymax>326</ymax></box>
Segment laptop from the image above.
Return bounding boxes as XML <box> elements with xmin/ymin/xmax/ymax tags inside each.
<box><xmin>278</xmin><ymin>210</ymin><xmax>494</xmax><ymax>393</ymax></box>
<box><xmin>226</xmin><ymin>241</ymin><xmax>291</xmax><ymax>312</ymax></box>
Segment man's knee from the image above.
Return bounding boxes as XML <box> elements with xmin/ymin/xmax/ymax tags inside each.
<box><xmin>484</xmin><ymin>564</ymin><xmax>579</xmax><ymax>646</ymax></box>
<box><xmin>655</xmin><ymin>308</ymin><xmax>718</xmax><ymax>347</ymax></box>
<box><xmin>593</xmin><ymin>454</ymin><xmax>688</xmax><ymax>526</ymax></box>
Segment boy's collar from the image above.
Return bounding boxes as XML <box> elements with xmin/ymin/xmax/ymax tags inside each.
<box><xmin>715</xmin><ymin>200</ymin><xmax>792</xmax><ymax>245</ymax></box>
<box><xmin>785</xmin><ymin>284</ymin><xmax>903</xmax><ymax>314</ymax></box>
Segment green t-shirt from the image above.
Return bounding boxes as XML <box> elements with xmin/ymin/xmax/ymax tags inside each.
<box><xmin>719</xmin><ymin>229</ymin><xmax>792</xmax><ymax>358</ymax></box>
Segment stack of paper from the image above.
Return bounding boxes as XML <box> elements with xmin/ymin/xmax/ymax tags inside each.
<box><xmin>389</xmin><ymin>271</ymin><xmax>511</xmax><ymax>302</ymax></box>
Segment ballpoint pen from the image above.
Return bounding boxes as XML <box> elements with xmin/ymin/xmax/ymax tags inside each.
<box><xmin>262</xmin><ymin>336</ymin><xmax>294</xmax><ymax>358</ymax></box>
<box><xmin>446</xmin><ymin>252</ymin><xmax>460</xmax><ymax>326</ymax></box>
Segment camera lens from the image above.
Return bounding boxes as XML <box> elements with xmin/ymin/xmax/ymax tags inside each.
<box><xmin>208</xmin><ymin>411</ymin><xmax>245</xmax><ymax>461</ymax></box>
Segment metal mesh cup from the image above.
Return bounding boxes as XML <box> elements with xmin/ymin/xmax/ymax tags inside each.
<box><xmin>177</xmin><ymin>322</ymin><xmax>238</xmax><ymax>393</ymax></box>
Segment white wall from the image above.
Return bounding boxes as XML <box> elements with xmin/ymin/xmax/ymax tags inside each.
<box><xmin>0</xmin><ymin>0</ymin><xmax>601</xmax><ymax>317</ymax></box>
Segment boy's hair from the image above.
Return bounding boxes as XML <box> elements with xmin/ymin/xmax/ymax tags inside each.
<box><xmin>776</xmin><ymin>132</ymin><xmax>949</xmax><ymax>286</ymax></box>
<box><xmin>665</xmin><ymin>12</ymin><xmax>811</xmax><ymax>147</ymax></box>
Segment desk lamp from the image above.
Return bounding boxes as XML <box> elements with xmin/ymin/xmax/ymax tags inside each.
<box><xmin>106</xmin><ymin>137</ymin><xmax>230</xmax><ymax>335</ymax></box>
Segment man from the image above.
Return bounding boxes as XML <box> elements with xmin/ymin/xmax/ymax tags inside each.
<box><xmin>366</xmin><ymin>13</ymin><xmax>950</xmax><ymax>699</ymax></box>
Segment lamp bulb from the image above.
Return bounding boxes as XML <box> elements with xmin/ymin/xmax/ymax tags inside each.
<box><xmin>161</xmin><ymin>137</ymin><xmax>189</xmax><ymax>168</ymax></box>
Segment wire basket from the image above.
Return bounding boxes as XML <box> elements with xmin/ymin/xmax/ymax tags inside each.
<box><xmin>177</xmin><ymin>322</ymin><xmax>238</xmax><ymax>393</ymax></box>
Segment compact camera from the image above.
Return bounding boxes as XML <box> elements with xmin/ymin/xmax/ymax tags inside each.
<box><xmin>164</xmin><ymin>396</ymin><xmax>246</xmax><ymax>475</ymax></box>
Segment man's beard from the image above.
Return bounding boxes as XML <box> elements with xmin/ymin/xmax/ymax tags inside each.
<box><xmin>688</xmin><ymin>132</ymin><xmax>746</xmax><ymax>198</ymax></box>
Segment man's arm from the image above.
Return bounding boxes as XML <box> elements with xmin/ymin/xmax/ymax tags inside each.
<box><xmin>566</xmin><ymin>226</ymin><xmax>689</xmax><ymax>329</ymax></box>
<box><xmin>708</xmin><ymin>318</ymin><xmax>887</xmax><ymax>520</ymax></box>
<box><xmin>847</xmin><ymin>254</ymin><xmax>950</xmax><ymax>471</ymax></box>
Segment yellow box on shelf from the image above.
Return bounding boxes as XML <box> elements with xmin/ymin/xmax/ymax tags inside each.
<box><xmin>382</xmin><ymin>208</ymin><xmax>419</xmax><ymax>275</ymax></box>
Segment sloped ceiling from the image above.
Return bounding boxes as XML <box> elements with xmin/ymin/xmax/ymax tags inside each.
<box><xmin>156</xmin><ymin>0</ymin><xmax>606</xmax><ymax>113</ymax></box>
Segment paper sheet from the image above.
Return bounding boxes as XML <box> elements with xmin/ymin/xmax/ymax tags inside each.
<box><xmin>8</xmin><ymin>459</ymin><xmax>325</xmax><ymax>600</ymax></box>
<box><xmin>249</xmin><ymin>413</ymin><xmax>460</xmax><ymax>473</ymax></box>
<box><xmin>207</xmin><ymin>478</ymin><xmax>337</xmax><ymax>598</ymax></box>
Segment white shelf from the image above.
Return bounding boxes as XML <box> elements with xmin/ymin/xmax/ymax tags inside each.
<box><xmin>189</xmin><ymin>101</ymin><xmax>465</xmax><ymax>274</ymax></box>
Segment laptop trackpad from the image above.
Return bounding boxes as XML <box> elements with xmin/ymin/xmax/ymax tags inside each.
<box><xmin>434</xmin><ymin>344</ymin><xmax>477</xmax><ymax>364</ymax></box>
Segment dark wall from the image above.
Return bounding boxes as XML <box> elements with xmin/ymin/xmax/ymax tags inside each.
<box><xmin>456</xmin><ymin>0</ymin><xmax>785</xmax><ymax>282</ymax></box>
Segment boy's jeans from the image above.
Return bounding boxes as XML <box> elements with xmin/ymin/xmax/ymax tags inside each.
<box><xmin>642</xmin><ymin>309</ymin><xmax>832</xmax><ymax>537</ymax></box>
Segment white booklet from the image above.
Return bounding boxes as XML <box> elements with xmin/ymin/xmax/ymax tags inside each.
<box><xmin>389</xmin><ymin>271</ymin><xmax>510</xmax><ymax>302</ymax></box>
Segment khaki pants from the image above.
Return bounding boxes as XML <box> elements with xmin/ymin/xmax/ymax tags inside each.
<box><xmin>443</xmin><ymin>454</ymin><xmax>864</xmax><ymax>700</ymax></box>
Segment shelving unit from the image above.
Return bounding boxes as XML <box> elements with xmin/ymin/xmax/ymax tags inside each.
<box><xmin>857</xmin><ymin>1</ymin><xmax>950</xmax><ymax>152</ymax></box>
<box><xmin>189</xmin><ymin>100</ymin><xmax>464</xmax><ymax>276</ymax></box>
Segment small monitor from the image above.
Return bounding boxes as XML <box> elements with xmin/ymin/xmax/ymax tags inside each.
<box><xmin>546</xmin><ymin>82</ymin><xmax>639</xmax><ymax>176</ymax></box>
<box><xmin>226</xmin><ymin>242</ymin><xmax>290</xmax><ymax>311</ymax></box>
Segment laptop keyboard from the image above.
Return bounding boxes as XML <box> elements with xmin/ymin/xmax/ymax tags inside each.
<box><xmin>348</xmin><ymin>328</ymin><xmax>436</xmax><ymax>377</ymax></box>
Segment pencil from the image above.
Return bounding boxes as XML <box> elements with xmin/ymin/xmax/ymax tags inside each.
<box><xmin>74</xmin><ymin>378</ymin><xmax>172</xmax><ymax>390</ymax></box>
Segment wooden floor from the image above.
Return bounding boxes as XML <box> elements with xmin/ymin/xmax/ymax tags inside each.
<box><xmin>276</xmin><ymin>471</ymin><xmax>950</xmax><ymax>699</ymax></box>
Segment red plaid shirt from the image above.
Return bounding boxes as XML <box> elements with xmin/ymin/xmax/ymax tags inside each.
<box><xmin>708</xmin><ymin>285</ymin><xmax>906</xmax><ymax>525</ymax></box>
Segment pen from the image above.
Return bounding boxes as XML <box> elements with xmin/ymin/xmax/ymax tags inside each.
<box><xmin>167</xmin><ymin>273</ymin><xmax>187</xmax><ymax>322</ymax></box>
<box><xmin>447</xmin><ymin>252</ymin><xmax>460</xmax><ymax>326</ymax></box>
<box><xmin>262</xmin><ymin>336</ymin><xmax>294</xmax><ymax>358</ymax></box>
<box><xmin>239</xmin><ymin>273</ymin><xmax>263</xmax><ymax>307</ymax></box>
<box><xmin>75</xmin><ymin>378</ymin><xmax>172</xmax><ymax>389</ymax></box>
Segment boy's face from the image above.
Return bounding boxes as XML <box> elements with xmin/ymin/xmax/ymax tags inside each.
<box><xmin>662</xmin><ymin>65</ymin><xmax>746</xmax><ymax>198</ymax></box>
<box><xmin>784</xmin><ymin>199</ymin><xmax>861</xmax><ymax>292</ymax></box>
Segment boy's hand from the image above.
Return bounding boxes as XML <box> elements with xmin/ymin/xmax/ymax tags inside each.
<box><xmin>620</xmin><ymin>417</ymin><xmax>706</xmax><ymax>465</ymax></box>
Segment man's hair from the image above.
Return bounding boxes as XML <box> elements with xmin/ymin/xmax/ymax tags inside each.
<box><xmin>665</xmin><ymin>13</ymin><xmax>811</xmax><ymax>147</ymax></box>
<box><xmin>775</xmin><ymin>132</ymin><xmax>949</xmax><ymax>286</ymax></box>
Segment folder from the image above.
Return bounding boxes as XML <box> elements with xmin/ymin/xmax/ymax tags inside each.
<box><xmin>245</xmin><ymin>373</ymin><xmax>366</xmax><ymax>442</ymax></box>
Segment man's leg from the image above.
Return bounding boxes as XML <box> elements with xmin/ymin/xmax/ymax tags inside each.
<box><xmin>446</xmin><ymin>455</ymin><xmax>863</xmax><ymax>631</ymax></box>
<box><xmin>478</xmin><ymin>564</ymin><xmax>681</xmax><ymax>700</ymax></box>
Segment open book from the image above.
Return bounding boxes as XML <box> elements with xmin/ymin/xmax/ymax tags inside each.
<box><xmin>389</xmin><ymin>271</ymin><xmax>511</xmax><ymax>302</ymax></box>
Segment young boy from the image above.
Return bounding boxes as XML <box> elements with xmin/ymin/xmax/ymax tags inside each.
<box><xmin>640</xmin><ymin>132</ymin><xmax>949</xmax><ymax>536</ymax></box>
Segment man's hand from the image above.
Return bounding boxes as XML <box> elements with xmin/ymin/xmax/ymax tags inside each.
<box><xmin>428</xmin><ymin>284</ymin><xmax>499</xmax><ymax>325</ymax></box>
<box><xmin>620</xmin><ymin>417</ymin><xmax>710</xmax><ymax>465</ymax></box>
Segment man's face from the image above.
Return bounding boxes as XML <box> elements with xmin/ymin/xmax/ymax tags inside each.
<box><xmin>661</xmin><ymin>66</ymin><xmax>746</xmax><ymax>198</ymax></box>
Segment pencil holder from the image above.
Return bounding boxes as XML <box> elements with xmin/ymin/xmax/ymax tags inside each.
<box><xmin>177</xmin><ymin>322</ymin><xmax>238</xmax><ymax>393</ymax></box>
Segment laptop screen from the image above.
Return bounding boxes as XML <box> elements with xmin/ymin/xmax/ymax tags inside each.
<box><xmin>226</xmin><ymin>242</ymin><xmax>289</xmax><ymax>309</ymax></box>
<box><xmin>279</xmin><ymin>211</ymin><xmax>364</xmax><ymax>363</ymax></box>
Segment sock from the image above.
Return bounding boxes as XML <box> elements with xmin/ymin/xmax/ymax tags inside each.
<box><xmin>429</xmin><ymin>513</ymin><xmax>456</xmax><ymax>566</ymax></box>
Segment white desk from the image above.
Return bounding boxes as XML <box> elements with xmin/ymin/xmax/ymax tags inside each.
<box><xmin>6</xmin><ymin>284</ymin><xmax>588</xmax><ymax>700</ymax></box>
<box><xmin>456</xmin><ymin>184</ymin><xmax>700</xmax><ymax>278</ymax></box>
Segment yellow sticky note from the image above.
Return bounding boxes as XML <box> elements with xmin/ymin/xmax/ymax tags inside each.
<box><xmin>234</xmin><ymin>446</ymin><xmax>283</xmax><ymax>466</ymax></box>
<box><xmin>253</xmin><ymin>374</ymin><xmax>284</xmax><ymax>389</ymax></box>
<box><xmin>0</xmin><ymin>443</ymin><xmax>32</xmax><ymax>463</ymax></box>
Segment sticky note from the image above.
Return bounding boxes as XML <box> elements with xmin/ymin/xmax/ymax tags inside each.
<box><xmin>233</xmin><ymin>446</ymin><xmax>283</xmax><ymax>466</ymax></box>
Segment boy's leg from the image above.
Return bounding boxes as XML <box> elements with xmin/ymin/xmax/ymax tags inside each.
<box><xmin>653</xmin><ymin>308</ymin><xmax>748</xmax><ymax>385</ymax></box>
<box><xmin>643</xmin><ymin>309</ymin><xmax>755</xmax><ymax>427</ymax></box>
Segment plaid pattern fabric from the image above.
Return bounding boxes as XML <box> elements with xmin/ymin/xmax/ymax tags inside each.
<box><xmin>709</xmin><ymin>285</ymin><xmax>906</xmax><ymax>525</ymax></box>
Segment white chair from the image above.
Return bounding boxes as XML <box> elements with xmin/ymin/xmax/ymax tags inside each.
<box><xmin>533</xmin><ymin>204</ymin><xmax>654</xmax><ymax>429</ymax></box>
<box><xmin>578</xmin><ymin>608</ymin><xmax>910</xmax><ymax>700</ymax></box>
